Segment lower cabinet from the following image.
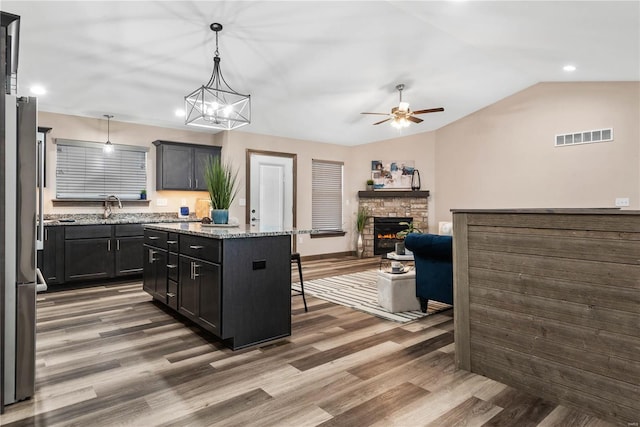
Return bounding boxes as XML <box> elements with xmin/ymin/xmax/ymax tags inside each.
<box><xmin>65</xmin><ymin>237</ymin><xmax>114</xmax><ymax>281</ymax></box>
<box><xmin>143</xmin><ymin>244</ymin><xmax>167</xmax><ymax>301</ymax></box>
<box><xmin>38</xmin><ymin>226</ymin><xmax>64</xmax><ymax>285</ymax></box>
<box><xmin>178</xmin><ymin>255</ymin><xmax>221</xmax><ymax>334</ymax></box>
<box><xmin>43</xmin><ymin>224</ymin><xmax>145</xmax><ymax>285</ymax></box>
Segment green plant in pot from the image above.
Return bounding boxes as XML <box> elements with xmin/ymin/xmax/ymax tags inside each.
<box><xmin>396</xmin><ymin>221</ymin><xmax>422</xmax><ymax>255</ymax></box>
<box><xmin>204</xmin><ymin>156</ymin><xmax>239</xmax><ymax>224</ymax></box>
<box><xmin>366</xmin><ymin>179</ymin><xmax>374</xmax><ymax>191</ymax></box>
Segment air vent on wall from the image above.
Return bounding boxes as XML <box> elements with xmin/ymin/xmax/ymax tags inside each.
<box><xmin>555</xmin><ymin>128</ymin><xmax>613</xmax><ymax>147</ymax></box>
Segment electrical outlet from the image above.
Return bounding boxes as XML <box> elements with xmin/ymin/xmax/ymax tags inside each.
<box><xmin>298</xmin><ymin>236</ymin><xmax>304</xmax><ymax>244</ymax></box>
<box><xmin>156</xmin><ymin>198</ymin><xmax>168</xmax><ymax>206</ymax></box>
<box><xmin>615</xmin><ymin>197</ymin><xmax>630</xmax><ymax>207</ymax></box>
<box><xmin>239</xmin><ymin>198</ymin><xmax>246</xmax><ymax>207</ymax></box>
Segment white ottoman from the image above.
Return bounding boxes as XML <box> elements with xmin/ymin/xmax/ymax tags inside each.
<box><xmin>376</xmin><ymin>270</ymin><xmax>420</xmax><ymax>312</ymax></box>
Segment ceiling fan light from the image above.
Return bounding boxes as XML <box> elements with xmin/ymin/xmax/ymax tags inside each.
<box><xmin>398</xmin><ymin>101</ymin><xmax>410</xmax><ymax>112</ymax></box>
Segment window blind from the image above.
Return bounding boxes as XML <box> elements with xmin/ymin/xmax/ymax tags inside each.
<box><xmin>312</xmin><ymin>159</ymin><xmax>343</xmax><ymax>231</ymax></box>
<box><xmin>56</xmin><ymin>141</ymin><xmax>147</xmax><ymax>199</ymax></box>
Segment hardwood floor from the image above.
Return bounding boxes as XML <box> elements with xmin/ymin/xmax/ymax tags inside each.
<box><xmin>1</xmin><ymin>256</ymin><xmax>614</xmax><ymax>426</ymax></box>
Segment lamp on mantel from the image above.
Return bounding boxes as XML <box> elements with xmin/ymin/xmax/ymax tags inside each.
<box><xmin>184</xmin><ymin>23</ymin><xmax>251</xmax><ymax>130</ymax></box>
<box><xmin>103</xmin><ymin>114</ymin><xmax>114</xmax><ymax>153</ymax></box>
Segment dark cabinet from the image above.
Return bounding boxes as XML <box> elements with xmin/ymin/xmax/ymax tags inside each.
<box><xmin>116</xmin><ymin>237</ymin><xmax>144</xmax><ymax>275</ymax></box>
<box><xmin>64</xmin><ymin>225</ymin><xmax>113</xmax><ymax>282</ymax></box>
<box><xmin>142</xmin><ymin>227</ymin><xmax>291</xmax><ymax>350</ymax></box>
<box><xmin>143</xmin><ymin>244</ymin><xmax>167</xmax><ymax>302</ymax></box>
<box><xmin>45</xmin><ymin>224</ymin><xmax>145</xmax><ymax>284</ymax></box>
<box><xmin>153</xmin><ymin>140</ymin><xmax>221</xmax><ymax>190</ymax></box>
<box><xmin>39</xmin><ymin>226</ymin><xmax>64</xmax><ymax>284</ymax></box>
<box><xmin>114</xmin><ymin>224</ymin><xmax>144</xmax><ymax>276</ymax></box>
<box><xmin>178</xmin><ymin>255</ymin><xmax>221</xmax><ymax>334</ymax></box>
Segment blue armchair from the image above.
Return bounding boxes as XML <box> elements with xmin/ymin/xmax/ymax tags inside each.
<box><xmin>404</xmin><ymin>233</ymin><xmax>453</xmax><ymax>312</ymax></box>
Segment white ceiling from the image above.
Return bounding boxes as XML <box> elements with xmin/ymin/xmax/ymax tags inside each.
<box><xmin>4</xmin><ymin>1</ymin><xmax>640</xmax><ymax>146</ymax></box>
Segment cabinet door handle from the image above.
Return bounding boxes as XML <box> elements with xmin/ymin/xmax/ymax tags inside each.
<box><xmin>190</xmin><ymin>261</ymin><xmax>194</xmax><ymax>279</ymax></box>
<box><xmin>167</xmin><ymin>240</ymin><xmax>177</xmax><ymax>245</ymax></box>
<box><xmin>193</xmin><ymin>263</ymin><xmax>201</xmax><ymax>278</ymax></box>
<box><xmin>189</xmin><ymin>177</ymin><xmax>192</xmax><ymax>188</ymax></box>
<box><xmin>189</xmin><ymin>245</ymin><xmax>204</xmax><ymax>250</ymax></box>
<box><xmin>148</xmin><ymin>249</ymin><xmax>157</xmax><ymax>263</ymax></box>
<box><xmin>45</xmin><ymin>228</ymin><xmax>48</xmax><ymax>241</ymax></box>
<box><xmin>167</xmin><ymin>264</ymin><xmax>177</xmax><ymax>269</ymax></box>
<box><xmin>117</xmin><ymin>239</ymin><xmax>120</xmax><ymax>251</ymax></box>
<box><xmin>108</xmin><ymin>240</ymin><xmax>111</xmax><ymax>252</ymax></box>
<box><xmin>148</xmin><ymin>236</ymin><xmax>159</xmax><ymax>240</ymax></box>
<box><xmin>195</xmin><ymin>178</ymin><xmax>198</xmax><ymax>188</ymax></box>
<box><xmin>167</xmin><ymin>292</ymin><xmax>176</xmax><ymax>298</ymax></box>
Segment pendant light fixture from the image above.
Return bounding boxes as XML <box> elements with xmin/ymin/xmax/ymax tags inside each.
<box><xmin>103</xmin><ymin>114</ymin><xmax>114</xmax><ymax>153</ymax></box>
<box><xmin>185</xmin><ymin>23</ymin><xmax>251</xmax><ymax>130</ymax></box>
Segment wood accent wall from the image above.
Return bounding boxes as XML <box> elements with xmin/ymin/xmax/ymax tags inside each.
<box><xmin>452</xmin><ymin>209</ymin><xmax>640</xmax><ymax>425</ymax></box>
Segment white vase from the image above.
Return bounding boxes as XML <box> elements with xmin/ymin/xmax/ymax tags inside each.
<box><xmin>357</xmin><ymin>233</ymin><xmax>364</xmax><ymax>258</ymax></box>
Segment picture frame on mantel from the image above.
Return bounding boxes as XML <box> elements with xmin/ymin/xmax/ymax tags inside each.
<box><xmin>371</xmin><ymin>160</ymin><xmax>415</xmax><ymax>190</ymax></box>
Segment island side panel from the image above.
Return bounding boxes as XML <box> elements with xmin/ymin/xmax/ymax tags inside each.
<box><xmin>221</xmin><ymin>235</ymin><xmax>292</xmax><ymax>349</ymax></box>
<box><xmin>455</xmin><ymin>210</ymin><xmax>640</xmax><ymax>425</ymax></box>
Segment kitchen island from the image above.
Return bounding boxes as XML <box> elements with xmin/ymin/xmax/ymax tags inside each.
<box><xmin>143</xmin><ymin>222</ymin><xmax>312</xmax><ymax>350</ymax></box>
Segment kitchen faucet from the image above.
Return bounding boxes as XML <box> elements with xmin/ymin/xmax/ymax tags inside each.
<box><xmin>103</xmin><ymin>195</ymin><xmax>122</xmax><ymax>219</ymax></box>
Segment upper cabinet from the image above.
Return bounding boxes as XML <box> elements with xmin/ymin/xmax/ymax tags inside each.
<box><xmin>153</xmin><ymin>140</ymin><xmax>221</xmax><ymax>191</ymax></box>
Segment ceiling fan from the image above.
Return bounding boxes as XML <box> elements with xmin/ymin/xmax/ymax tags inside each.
<box><xmin>361</xmin><ymin>84</ymin><xmax>444</xmax><ymax>128</ymax></box>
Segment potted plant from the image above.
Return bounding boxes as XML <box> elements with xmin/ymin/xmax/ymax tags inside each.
<box><xmin>140</xmin><ymin>189</ymin><xmax>147</xmax><ymax>200</ymax></box>
<box><xmin>355</xmin><ymin>206</ymin><xmax>370</xmax><ymax>258</ymax></box>
<box><xmin>204</xmin><ymin>157</ymin><xmax>239</xmax><ymax>224</ymax></box>
<box><xmin>396</xmin><ymin>221</ymin><xmax>422</xmax><ymax>255</ymax></box>
<box><xmin>366</xmin><ymin>179</ymin><xmax>374</xmax><ymax>191</ymax></box>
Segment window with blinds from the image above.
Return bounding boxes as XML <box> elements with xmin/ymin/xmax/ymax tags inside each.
<box><xmin>312</xmin><ymin>159</ymin><xmax>343</xmax><ymax>231</ymax></box>
<box><xmin>56</xmin><ymin>139</ymin><xmax>147</xmax><ymax>200</ymax></box>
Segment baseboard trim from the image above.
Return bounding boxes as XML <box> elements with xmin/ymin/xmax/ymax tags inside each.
<box><xmin>300</xmin><ymin>251</ymin><xmax>356</xmax><ymax>261</ymax></box>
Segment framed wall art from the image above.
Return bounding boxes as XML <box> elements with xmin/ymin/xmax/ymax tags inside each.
<box><xmin>370</xmin><ymin>160</ymin><xmax>415</xmax><ymax>189</ymax></box>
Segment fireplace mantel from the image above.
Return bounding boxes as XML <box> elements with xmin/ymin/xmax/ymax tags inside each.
<box><xmin>358</xmin><ymin>190</ymin><xmax>430</xmax><ymax>199</ymax></box>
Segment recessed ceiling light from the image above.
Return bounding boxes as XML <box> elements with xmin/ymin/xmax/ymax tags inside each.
<box><xmin>175</xmin><ymin>109</ymin><xmax>185</xmax><ymax>117</ymax></box>
<box><xmin>30</xmin><ymin>85</ymin><xmax>46</xmax><ymax>95</ymax></box>
<box><xmin>563</xmin><ymin>65</ymin><xmax>576</xmax><ymax>72</ymax></box>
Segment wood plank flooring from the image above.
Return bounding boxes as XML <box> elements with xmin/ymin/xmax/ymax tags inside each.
<box><xmin>1</xmin><ymin>256</ymin><xmax>615</xmax><ymax>426</ymax></box>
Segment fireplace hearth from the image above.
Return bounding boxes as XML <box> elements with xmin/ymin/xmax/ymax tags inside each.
<box><xmin>373</xmin><ymin>217</ymin><xmax>412</xmax><ymax>255</ymax></box>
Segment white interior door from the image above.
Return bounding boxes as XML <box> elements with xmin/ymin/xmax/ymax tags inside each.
<box><xmin>249</xmin><ymin>153</ymin><xmax>293</xmax><ymax>230</ymax></box>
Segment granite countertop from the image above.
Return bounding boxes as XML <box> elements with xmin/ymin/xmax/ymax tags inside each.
<box><xmin>42</xmin><ymin>213</ymin><xmax>200</xmax><ymax>226</ymax></box>
<box><xmin>144</xmin><ymin>222</ymin><xmax>315</xmax><ymax>239</ymax></box>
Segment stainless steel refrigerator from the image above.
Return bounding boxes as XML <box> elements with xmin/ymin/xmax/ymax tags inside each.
<box><xmin>2</xmin><ymin>94</ymin><xmax>38</xmax><ymax>408</ymax></box>
<box><xmin>1</xmin><ymin>11</ymin><xmax>41</xmax><ymax>411</ymax></box>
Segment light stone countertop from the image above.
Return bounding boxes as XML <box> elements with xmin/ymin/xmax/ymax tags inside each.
<box><xmin>42</xmin><ymin>212</ymin><xmax>199</xmax><ymax>226</ymax></box>
<box><xmin>143</xmin><ymin>222</ymin><xmax>315</xmax><ymax>239</ymax></box>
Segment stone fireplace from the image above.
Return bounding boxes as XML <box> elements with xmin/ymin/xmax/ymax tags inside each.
<box><xmin>357</xmin><ymin>190</ymin><xmax>429</xmax><ymax>258</ymax></box>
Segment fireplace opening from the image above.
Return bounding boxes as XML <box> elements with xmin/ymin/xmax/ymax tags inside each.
<box><xmin>373</xmin><ymin>217</ymin><xmax>412</xmax><ymax>255</ymax></box>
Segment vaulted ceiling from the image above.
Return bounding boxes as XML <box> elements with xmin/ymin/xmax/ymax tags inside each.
<box><xmin>5</xmin><ymin>1</ymin><xmax>640</xmax><ymax>145</ymax></box>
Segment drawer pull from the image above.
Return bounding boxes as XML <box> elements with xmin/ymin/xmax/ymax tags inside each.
<box><xmin>167</xmin><ymin>264</ymin><xmax>177</xmax><ymax>269</ymax></box>
<box><xmin>167</xmin><ymin>292</ymin><xmax>176</xmax><ymax>298</ymax></box>
<box><xmin>148</xmin><ymin>249</ymin><xmax>158</xmax><ymax>263</ymax></box>
<box><xmin>167</xmin><ymin>240</ymin><xmax>177</xmax><ymax>244</ymax></box>
<box><xmin>148</xmin><ymin>236</ymin><xmax>159</xmax><ymax>240</ymax></box>
<box><xmin>189</xmin><ymin>245</ymin><xmax>204</xmax><ymax>250</ymax></box>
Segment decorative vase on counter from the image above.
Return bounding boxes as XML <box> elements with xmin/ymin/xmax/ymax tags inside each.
<box><xmin>211</xmin><ymin>209</ymin><xmax>229</xmax><ymax>224</ymax></box>
<box><xmin>357</xmin><ymin>233</ymin><xmax>364</xmax><ymax>258</ymax></box>
<box><xmin>411</xmin><ymin>170</ymin><xmax>421</xmax><ymax>191</ymax></box>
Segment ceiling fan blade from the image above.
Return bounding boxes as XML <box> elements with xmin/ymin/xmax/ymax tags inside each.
<box><xmin>361</xmin><ymin>112</ymin><xmax>389</xmax><ymax>115</ymax></box>
<box><xmin>373</xmin><ymin>118</ymin><xmax>391</xmax><ymax>125</ymax></box>
<box><xmin>412</xmin><ymin>107</ymin><xmax>445</xmax><ymax>115</ymax></box>
<box><xmin>407</xmin><ymin>116</ymin><xmax>423</xmax><ymax>124</ymax></box>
